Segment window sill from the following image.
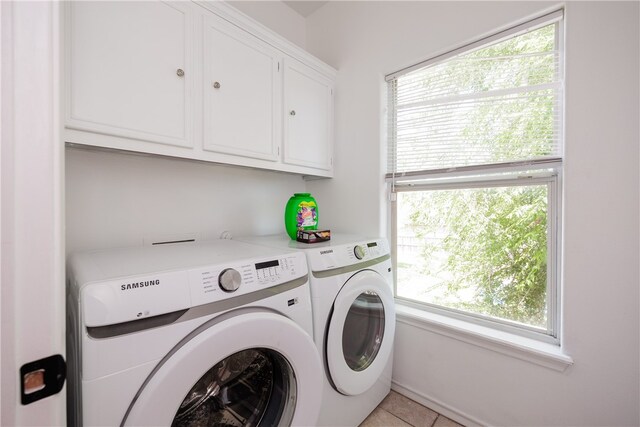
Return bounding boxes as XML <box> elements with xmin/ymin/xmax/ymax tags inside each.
<box><xmin>394</xmin><ymin>302</ymin><xmax>573</xmax><ymax>372</ymax></box>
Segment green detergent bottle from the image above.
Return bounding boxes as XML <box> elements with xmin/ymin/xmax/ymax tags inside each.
<box><xmin>284</xmin><ymin>193</ymin><xmax>318</xmax><ymax>240</ymax></box>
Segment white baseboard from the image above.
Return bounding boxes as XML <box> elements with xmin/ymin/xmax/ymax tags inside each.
<box><xmin>391</xmin><ymin>380</ymin><xmax>488</xmax><ymax>427</ymax></box>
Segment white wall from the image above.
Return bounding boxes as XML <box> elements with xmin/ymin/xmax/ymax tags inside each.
<box><xmin>306</xmin><ymin>1</ymin><xmax>640</xmax><ymax>426</ymax></box>
<box><xmin>65</xmin><ymin>1</ymin><xmax>309</xmax><ymax>255</ymax></box>
<box><xmin>66</xmin><ymin>147</ymin><xmax>306</xmax><ymax>253</ymax></box>
<box><xmin>228</xmin><ymin>1</ymin><xmax>306</xmax><ymax>48</ymax></box>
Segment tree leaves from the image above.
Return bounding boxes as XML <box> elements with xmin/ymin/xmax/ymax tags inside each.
<box><xmin>402</xmin><ymin>185</ymin><xmax>548</xmax><ymax>327</ymax></box>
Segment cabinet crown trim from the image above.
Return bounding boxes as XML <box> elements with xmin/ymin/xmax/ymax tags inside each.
<box><xmin>195</xmin><ymin>1</ymin><xmax>337</xmax><ymax>79</ymax></box>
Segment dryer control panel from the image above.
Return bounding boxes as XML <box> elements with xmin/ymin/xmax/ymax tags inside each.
<box><xmin>307</xmin><ymin>238</ymin><xmax>390</xmax><ymax>272</ymax></box>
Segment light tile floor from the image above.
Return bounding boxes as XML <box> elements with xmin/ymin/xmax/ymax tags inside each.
<box><xmin>359</xmin><ymin>391</ymin><xmax>464</xmax><ymax>427</ymax></box>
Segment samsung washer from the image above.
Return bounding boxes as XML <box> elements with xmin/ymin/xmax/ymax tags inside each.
<box><xmin>237</xmin><ymin>234</ymin><xmax>395</xmax><ymax>427</ymax></box>
<box><xmin>66</xmin><ymin>239</ymin><xmax>323</xmax><ymax>426</ymax></box>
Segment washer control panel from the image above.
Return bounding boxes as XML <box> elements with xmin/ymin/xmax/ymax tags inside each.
<box><xmin>218</xmin><ymin>268</ymin><xmax>242</xmax><ymax>292</ymax></box>
<box><xmin>188</xmin><ymin>253</ymin><xmax>305</xmax><ymax>306</ymax></box>
<box><xmin>80</xmin><ymin>250</ymin><xmax>307</xmax><ymax>327</ymax></box>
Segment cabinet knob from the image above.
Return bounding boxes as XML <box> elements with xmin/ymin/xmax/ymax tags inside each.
<box><xmin>290</xmin><ymin>110</ymin><xmax>296</xmax><ymax>116</ymax></box>
<box><xmin>213</xmin><ymin>82</ymin><xmax>221</xmax><ymax>89</ymax></box>
<box><xmin>176</xmin><ymin>68</ymin><xmax>184</xmax><ymax>77</ymax></box>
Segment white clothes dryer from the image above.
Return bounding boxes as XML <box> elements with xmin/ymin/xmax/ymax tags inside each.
<box><xmin>237</xmin><ymin>234</ymin><xmax>395</xmax><ymax>427</ymax></box>
<box><xmin>66</xmin><ymin>240</ymin><xmax>323</xmax><ymax>427</ymax></box>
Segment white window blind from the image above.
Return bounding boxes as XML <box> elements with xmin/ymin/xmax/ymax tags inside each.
<box><xmin>387</xmin><ymin>10</ymin><xmax>564</xmax><ymax>177</ymax></box>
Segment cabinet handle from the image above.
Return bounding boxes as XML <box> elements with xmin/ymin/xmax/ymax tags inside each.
<box><xmin>290</xmin><ymin>110</ymin><xmax>296</xmax><ymax>116</ymax></box>
<box><xmin>176</xmin><ymin>68</ymin><xmax>184</xmax><ymax>77</ymax></box>
<box><xmin>213</xmin><ymin>82</ymin><xmax>221</xmax><ymax>89</ymax></box>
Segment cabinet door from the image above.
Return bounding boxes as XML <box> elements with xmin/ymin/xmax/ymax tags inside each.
<box><xmin>65</xmin><ymin>1</ymin><xmax>193</xmax><ymax>148</ymax></box>
<box><xmin>283</xmin><ymin>58</ymin><xmax>333</xmax><ymax>171</ymax></box>
<box><xmin>203</xmin><ymin>14</ymin><xmax>281</xmax><ymax>162</ymax></box>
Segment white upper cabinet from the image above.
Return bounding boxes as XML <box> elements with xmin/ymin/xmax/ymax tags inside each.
<box><xmin>65</xmin><ymin>1</ymin><xmax>193</xmax><ymax>148</ymax></box>
<box><xmin>203</xmin><ymin>14</ymin><xmax>281</xmax><ymax>162</ymax></box>
<box><xmin>284</xmin><ymin>58</ymin><xmax>333</xmax><ymax>171</ymax></box>
<box><xmin>64</xmin><ymin>1</ymin><xmax>336</xmax><ymax>177</ymax></box>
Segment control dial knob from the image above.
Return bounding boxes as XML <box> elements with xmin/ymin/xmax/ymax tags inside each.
<box><xmin>219</xmin><ymin>268</ymin><xmax>242</xmax><ymax>292</ymax></box>
<box><xmin>354</xmin><ymin>245</ymin><xmax>366</xmax><ymax>260</ymax></box>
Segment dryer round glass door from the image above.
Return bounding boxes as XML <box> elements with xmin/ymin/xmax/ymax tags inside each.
<box><xmin>326</xmin><ymin>270</ymin><xmax>396</xmax><ymax>396</ymax></box>
<box><xmin>122</xmin><ymin>311</ymin><xmax>323</xmax><ymax>426</ymax></box>
<box><xmin>342</xmin><ymin>292</ymin><xmax>385</xmax><ymax>372</ymax></box>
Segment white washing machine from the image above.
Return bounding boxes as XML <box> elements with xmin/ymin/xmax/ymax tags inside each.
<box><xmin>66</xmin><ymin>239</ymin><xmax>323</xmax><ymax>426</ymax></box>
<box><xmin>237</xmin><ymin>234</ymin><xmax>395</xmax><ymax>427</ymax></box>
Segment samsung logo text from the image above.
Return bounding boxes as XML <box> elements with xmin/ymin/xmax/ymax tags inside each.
<box><xmin>121</xmin><ymin>279</ymin><xmax>160</xmax><ymax>291</ymax></box>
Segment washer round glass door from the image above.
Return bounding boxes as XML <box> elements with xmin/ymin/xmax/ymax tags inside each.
<box><xmin>172</xmin><ymin>348</ymin><xmax>295</xmax><ymax>426</ymax></box>
<box><xmin>122</xmin><ymin>311</ymin><xmax>323</xmax><ymax>426</ymax></box>
<box><xmin>326</xmin><ymin>270</ymin><xmax>395</xmax><ymax>396</ymax></box>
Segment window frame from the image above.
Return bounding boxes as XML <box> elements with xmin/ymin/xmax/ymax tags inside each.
<box><xmin>390</xmin><ymin>167</ymin><xmax>562</xmax><ymax>343</ymax></box>
<box><xmin>386</xmin><ymin>11</ymin><xmax>564</xmax><ymax>343</ymax></box>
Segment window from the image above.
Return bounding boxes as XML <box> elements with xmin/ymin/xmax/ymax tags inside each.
<box><xmin>387</xmin><ymin>11</ymin><xmax>563</xmax><ymax>341</ymax></box>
